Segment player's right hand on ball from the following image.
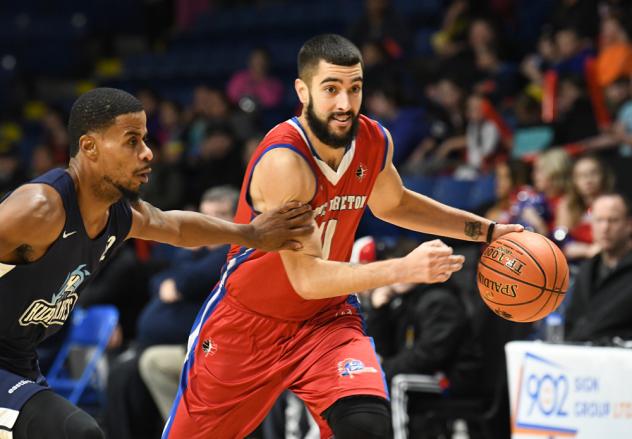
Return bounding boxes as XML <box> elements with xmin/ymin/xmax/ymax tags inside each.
<box><xmin>400</xmin><ymin>239</ymin><xmax>465</xmax><ymax>284</ymax></box>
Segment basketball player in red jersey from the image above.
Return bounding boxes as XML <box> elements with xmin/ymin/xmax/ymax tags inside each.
<box><xmin>164</xmin><ymin>34</ymin><xmax>522</xmax><ymax>439</ymax></box>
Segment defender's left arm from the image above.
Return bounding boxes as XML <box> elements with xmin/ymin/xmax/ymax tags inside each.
<box><xmin>368</xmin><ymin>128</ymin><xmax>522</xmax><ymax>242</ymax></box>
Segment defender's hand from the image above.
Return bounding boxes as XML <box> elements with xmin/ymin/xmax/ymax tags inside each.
<box><xmin>399</xmin><ymin>239</ymin><xmax>465</xmax><ymax>284</ymax></box>
<box><xmin>248</xmin><ymin>202</ymin><xmax>314</xmax><ymax>251</ymax></box>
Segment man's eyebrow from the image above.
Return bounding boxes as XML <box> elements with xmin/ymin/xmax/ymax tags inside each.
<box><xmin>319</xmin><ymin>76</ymin><xmax>364</xmax><ymax>84</ymax></box>
<box><xmin>123</xmin><ymin>129</ymin><xmax>146</xmax><ymax>137</ymax></box>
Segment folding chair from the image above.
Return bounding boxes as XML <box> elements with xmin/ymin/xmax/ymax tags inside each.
<box><xmin>47</xmin><ymin>305</ymin><xmax>119</xmax><ymax>407</ymax></box>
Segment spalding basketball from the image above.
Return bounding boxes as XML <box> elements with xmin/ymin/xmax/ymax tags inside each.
<box><xmin>477</xmin><ymin>231</ymin><xmax>569</xmax><ymax>322</ymax></box>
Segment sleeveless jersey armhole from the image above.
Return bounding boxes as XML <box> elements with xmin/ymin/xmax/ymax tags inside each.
<box><xmin>245</xmin><ymin>144</ymin><xmax>318</xmax><ymax>215</ymax></box>
<box><xmin>376</xmin><ymin>122</ymin><xmax>389</xmax><ymax>172</ymax></box>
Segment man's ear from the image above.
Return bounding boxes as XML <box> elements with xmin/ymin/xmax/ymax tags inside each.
<box><xmin>295</xmin><ymin>78</ymin><xmax>309</xmax><ymax>106</ymax></box>
<box><xmin>79</xmin><ymin>134</ymin><xmax>98</xmax><ymax>160</ymax></box>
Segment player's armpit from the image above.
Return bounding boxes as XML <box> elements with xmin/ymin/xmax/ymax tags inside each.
<box><xmin>0</xmin><ymin>184</ymin><xmax>64</xmax><ymax>261</ymax></box>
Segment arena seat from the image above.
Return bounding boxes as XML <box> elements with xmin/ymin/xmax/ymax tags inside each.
<box><xmin>47</xmin><ymin>305</ymin><xmax>119</xmax><ymax>408</ymax></box>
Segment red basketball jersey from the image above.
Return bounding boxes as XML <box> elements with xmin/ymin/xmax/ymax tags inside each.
<box><xmin>225</xmin><ymin>115</ymin><xmax>388</xmax><ymax>320</ymax></box>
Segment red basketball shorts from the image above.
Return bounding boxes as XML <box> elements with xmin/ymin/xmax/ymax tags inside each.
<box><xmin>162</xmin><ymin>295</ymin><xmax>388</xmax><ymax>439</ymax></box>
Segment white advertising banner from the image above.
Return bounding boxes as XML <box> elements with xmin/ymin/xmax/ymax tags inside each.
<box><xmin>506</xmin><ymin>341</ymin><xmax>632</xmax><ymax>439</ymax></box>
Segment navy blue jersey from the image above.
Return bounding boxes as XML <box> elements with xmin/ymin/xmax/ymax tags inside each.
<box><xmin>0</xmin><ymin>168</ymin><xmax>132</xmax><ymax>379</ymax></box>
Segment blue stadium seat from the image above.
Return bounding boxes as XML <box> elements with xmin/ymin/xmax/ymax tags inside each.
<box><xmin>402</xmin><ymin>175</ymin><xmax>436</xmax><ymax>196</ymax></box>
<box><xmin>432</xmin><ymin>176</ymin><xmax>475</xmax><ymax>210</ymax></box>
<box><xmin>47</xmin><ymin>306</ymin><xmax>119</xmax><ymax>408</ymax></box>
<box><xmin>468</xmin><ymin>173</ymin><xmax>497</xmax><ymax>212</ymax></box>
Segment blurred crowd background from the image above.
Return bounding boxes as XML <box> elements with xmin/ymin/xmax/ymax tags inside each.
<box><xmin>2</xmin><ymin>0</ymin><xmax>632</xmax><ymax>438</ymax></box>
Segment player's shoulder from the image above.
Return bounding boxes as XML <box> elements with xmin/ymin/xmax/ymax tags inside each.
<box><xmin>357</xmin><ymin>114</ymin><xmax>388</xmax><ymax>144</ymax></box>
<box><xmin>260</xmin><ymin>118</ymin><xmax>306</xmax><ymax>149</ymax></box>
<box><xmin>4</xmin><ymin>183</ymin><xmax>64</xmax><ymax>218</ymax></box>
<box><xmin>0</xmin><ymin>183</ymin><xmax>65</xmax><ymax>239</ymax></box>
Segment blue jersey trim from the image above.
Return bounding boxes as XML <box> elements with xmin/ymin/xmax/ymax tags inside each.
<box><xmin>346</xmin><ymin>295</ymin><xmax>390</xmax><ymax>400</ymax></box>
<box><xmin>245</xmin><ymin>143</ymin><xmax>318</xmax><ymax>213</ymax></box>
<box><xmin>162</xmin><ymin>247</ymin><xmax>255</xmax><ymax>438</ymax></box>
<box><xmin>376</xmin><ymin>122</ymin><xmax>389</xmax><ymax>171</ymax></box>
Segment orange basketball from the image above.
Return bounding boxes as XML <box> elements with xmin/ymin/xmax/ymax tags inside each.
<box><xmin>477</xmin><ymin>231</ymin><xmax>569</xmax><ymax>322</ymax></box>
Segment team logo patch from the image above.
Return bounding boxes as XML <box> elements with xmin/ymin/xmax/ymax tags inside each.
<box><xmin>19</xmin><ymin>264</ymin><xmax>89</xmax><ymax>328</ymax></box>
<box><xmin>201</xmin><ymin>338</ymin><xmax>218</xmax><ymax>356</ymax></box>
<box><xmin>337</xmin><ymin>358</ymin><xmax>377</xmax><ymax>378</ymax></box>
<box><xmin>355</xmin><ymin>163</ymin><xmax>368</xmax><ymax>181</ymax></box>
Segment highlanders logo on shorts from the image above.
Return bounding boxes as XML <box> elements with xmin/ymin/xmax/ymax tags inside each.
<box><xmin>337</xmin><ymin>358</ymin><xmax>378</xmax><ymax>378</ymax></box>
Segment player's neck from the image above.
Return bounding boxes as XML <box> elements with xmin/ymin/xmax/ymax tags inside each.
<box><xmin>298</xmin><ymin>115</ymin><xmax>346</xmax><ymax>171</ymax></box>
<box><xmin>67</xmin><ymin>161</ymin><xmax>116</xmax><ymax>236</ymax></box>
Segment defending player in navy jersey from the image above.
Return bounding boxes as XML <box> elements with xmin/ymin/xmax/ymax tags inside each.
<box><xmin>0</xmin><ymin>88</ymin><xmax>313</xmax><ymax>439</ymax></box>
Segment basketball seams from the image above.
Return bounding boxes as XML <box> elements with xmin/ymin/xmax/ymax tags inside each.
<box><xmin>478</xmin><ymin>260</ymin><xmax>565</xmax><ymax>295</ymax></box>
<box><xmin>541</xmin><ymin>234</ymin><xmax>560</xmax><ymax>292</ymax></box>
<box><xmin>478</xmin><ymin>263</ymin><xmax>546</xmax><ymax>307</ymax></box>
<box><xmin>477</xmin><ymin>232</ymin><xmax>570</xmax><ymax>322</ymax></box>
<box><xmin>501</xmin><ymin>237</ymin><xmax>548</xmax><ymax>287</ymax></box>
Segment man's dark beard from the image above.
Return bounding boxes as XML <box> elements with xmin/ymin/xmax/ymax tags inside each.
<box><xmin>103</xmin><ymin>176</ymin><xmax>140</xmax><ymax>203</ymax></box>
<box><xmin>116</xmin><ymin>184</ymin><xmax>140</xmax><ymax>203</ymax></box>
<box><xmin>305</xmin><ymin>100</ymin><xmax>359</xmax><ymax>149</ymax></box>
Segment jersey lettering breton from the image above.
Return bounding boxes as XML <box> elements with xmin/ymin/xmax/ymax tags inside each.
<box><xmin>226</xmin><ymin>114</ymin><xmax>388</xmax><ymax>320</ymax></box>
<box><xmin>0</xmin><ymin>168</ymin><xmax>132</xmax><ymax>379</ymax></box>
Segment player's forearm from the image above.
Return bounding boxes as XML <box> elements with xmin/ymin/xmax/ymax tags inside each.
<box><xmin>163</xmin><ymin>211</ymin><xmax>253</xmax><ymax>248</ymax></box>
<box><xmin>376</xmin><ymin>189</ymin><xmax>493</xmax><ymax>242</ymax></box>
<box><xmin>283</xmin><ymin>255</ymin><xmax>404</xmax><ymax>300</ymax></box>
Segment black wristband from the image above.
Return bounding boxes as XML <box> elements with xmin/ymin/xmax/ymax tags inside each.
<box><xmin>486</xmin><ymin>222</ymin><xmax>496</xmax><ymax>244</ymax></box>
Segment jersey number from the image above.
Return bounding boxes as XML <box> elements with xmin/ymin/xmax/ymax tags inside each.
<box><xmin>317</xmin><ymin>219</ymin><xmax>338</xmax><ymax>260</ymax></box>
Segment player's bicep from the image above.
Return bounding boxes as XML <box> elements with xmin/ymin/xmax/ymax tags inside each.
<box><xmin>250</xmin><ymin>148</ymin><xmax>322</xmax><ymax>260</ymax></box>
<box><xmin>0</xmin><ymin>185</ymin><xmax>64</xmax><ymax>258</ymax></box>
<box><xmin>368</xmin><ymin>128</ymin><xmax>405</xmax><ymax>217</ymax></box>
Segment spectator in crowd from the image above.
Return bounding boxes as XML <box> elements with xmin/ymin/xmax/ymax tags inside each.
<box><xmin>364</xmin><ymin>240</ymin><xmax>483</xmax><ymax>392</ymax></box>
<box><xmin>40</xmin><ymin>109</ymin><xmax>70</xmax><ymax>165</ymax></box>
<box><xmin>433</xmin><ymin>93</ymin><xmax>503</xmax><ymax>177</ymax></box>
<box><xmin>552</xmin><ymin>75</ymin><xmax>600</xmax><ymax>146</ymax></box>
<box><xmin>139</xmin><ymin>138</ymin><xmax>186</xmax><ymax>211</ymax></box>
<box><xmin>553</xmin><ymin>27</ymin><xmax>595</xmax><ymax>77</ymax></box>
<box><xmin>520</xmin><ymin>30</ymin><xmax>557</xmax><ymax>90</ymax></box>
<box><xmin>364</xmin><ymin>240</ymin><xmax>484</xmax><ymax>438</ymax></box>
<box><xmin>485</xmin><ymin>159</ymin><xmax>530</xmax><ymax>224</ymax></box>
<box><xmin>519</xmin><ymin>148</ymin><xmax>571</xmax><ymax>235</ymax></box>
<box><xmin>155</xmin><ymin>100</ymin><xmax>185</xmax><ymax>152</ymax></box>
<box><xmin>136</xmin><ymin>88</ymin><xmax>161</xmax><ymax>137</ymax></box>
<box><xmin>595</xmin><ymin>15</ymin><xmax>632</xmax><ymax>87</ymax></box>
<box><xmin>365</xmin><ymin>83</ymin><xmax>427</xmax><ymax>167</ymax></box>
<box><xmin>405</xmin><ymin>77</ymin><xmax>466</xmax><ymax>175</ymax></box>
<box><xmin>227</xmin><ymin>48</ymin><xmax>284</xmax><ymax>110</ymax></box>
<box><xmin>187</xmin><ymin>123</ymin><xmax>244</xmax><ymax>205</ymax></box>
<box><xmin>348</xmin><ymin>0</ymin><xmax>411</xmax><ymax>59</ymax></box>
<box><xmin>564</xmin><ymin>192</ymin><xmax>632</xmax><ymax>343</ymax></box>
<box><xmin>106</xmin><ymin>186</ymin><xmax>239</xmax><ymax>438</ymax></box>
<box><xmin>28</xmin><ymin>145</ymin><xmax>56</xmax><ymax>179</ymax></box>
<box><xmin>555</xmin><ymin>155</ymin><xmax>614</xmax><ymax>260</ymax></box>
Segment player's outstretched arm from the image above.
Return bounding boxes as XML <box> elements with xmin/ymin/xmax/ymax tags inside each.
<box><xmin>127</xmin><ymin>200</ymin><xmax>313</xmax><ymax>252</ymax></box>
<box><xmin>368</xmin><ymin>127</ymin><xmax>522</xmax><ymax>242</ymax></box>
<box><xmin>0</xmin><ymin>185</ymin><xmax>64</xmax><ymax>262</ymax></box>
<box><xmin>250</xmin><ymin>148</ymin><xmax>465</xmax><ymax>299</ymax></box>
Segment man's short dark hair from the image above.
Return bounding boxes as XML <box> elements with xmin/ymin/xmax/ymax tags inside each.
<box><xmin>68</xmin><ymin>87</ymin><xmax>144</xmax><ymax>157</ymax></box>
<box><xmin>297</xmin><ymin>34</ymin><xmax>363</xmax><ymax>82</ymax></box>
<box><xmin>596</xmin><ymin>192</ymin><xmax>632</xmax><ymax>217</ymax></box>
